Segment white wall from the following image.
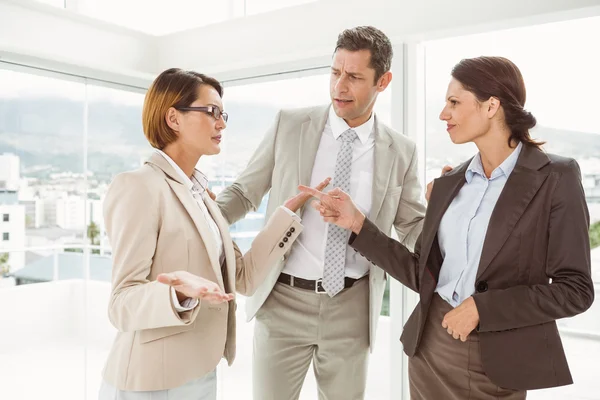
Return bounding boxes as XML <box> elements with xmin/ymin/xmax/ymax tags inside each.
<box><xmin>0</xmin><ymin>0</ymin><xmax>157</xmax><ymax>88</ymax></box>
<box><xmin>2</xmin><ymin>0</ymin><xmax>599</xmax><ymax>87</ymax></box>
<box><xmin>158</xmin><ymin>0</ymin><xmax>600</xmax><ymax>81</ymax></box>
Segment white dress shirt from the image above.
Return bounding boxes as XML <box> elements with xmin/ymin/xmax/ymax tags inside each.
<box><xmin>156</xmin><ymin>149</ymin><xmax>225</xmax><ymax>312</ymax></box>
<box><xmin>283</xmin><ymin>106</ymin><xmax>375</xmax><ymax>280</ymax></box>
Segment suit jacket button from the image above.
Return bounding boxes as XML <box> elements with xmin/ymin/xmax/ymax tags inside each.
<box><xmin>286</xmin><ymin>232</ymin><xmax>292</xmax><ymax>237</ymax></box>
<box><xmin>279</xmin><ymin>242</ymin><xmax>284</xmax><ymax>248</ymax></box>
<box><xmin>283</xmin><ymin>237</ymin><xmax>289</xmax><ymax>243</ymax></box>
<box><xmin>476</xmin><ymin>281</ymin><xmax>488</xmax><ymax>293</ymax></box>
<box><xmin>290</xmin><ymin>227</ymin><xmax>296</xmax><ymax>233</ymax></box>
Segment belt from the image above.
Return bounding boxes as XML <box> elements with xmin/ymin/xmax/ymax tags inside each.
<box><xmin>277</xmin><ymin>272</ymin><xmax>365</xmax><ymax>294</ymax></box>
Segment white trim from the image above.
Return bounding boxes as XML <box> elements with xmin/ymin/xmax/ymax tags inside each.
<box><xmin>0</xmin><ymin>60</ymin><xmax>148</xmax><ymax>93</ymax></box>
<box><xmin>389</xmin><ymin>41</ymin><xmax>426</xmax><ymax>400</ymax></box>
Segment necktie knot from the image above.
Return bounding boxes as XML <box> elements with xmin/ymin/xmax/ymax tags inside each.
<box><xmin>340</xmin><ymin>129</ymin><xmax>358</xmax><ymax>144</ymax></box>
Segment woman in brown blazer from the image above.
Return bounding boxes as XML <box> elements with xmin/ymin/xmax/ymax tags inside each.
<box><xmin>301</xmin><ymin>56</ymin><xmax>594</xmax><ymax>399</ymax></box>
<box><xmin>99</xmin><ymin>68</ymin><xmax>328</xmax><ymax>399</ymax></box>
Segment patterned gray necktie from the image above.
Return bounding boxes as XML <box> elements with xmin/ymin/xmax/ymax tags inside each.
<box><xmin>322</xmin><ymin>129</ymin><xmax>358</xmax><ymax>297</ymax></box>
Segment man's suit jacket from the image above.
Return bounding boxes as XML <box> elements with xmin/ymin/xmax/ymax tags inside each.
<box><xmin>101</xmin><ymin>152</ymin><xmax>303</xmax><ymax>391</ymax></box>
<box><xmin>350</xmin><ymin>144</ymin><xmax>595</xmax><ymax>390</ymax></box>
<box><xmin>217</xmin><ymin>105</ymin><xmax>426</xmax><ymax>348</ymax></box>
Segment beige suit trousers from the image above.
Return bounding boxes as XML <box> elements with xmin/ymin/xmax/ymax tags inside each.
<box><xmin>252</xmin><ymin>278</ymin><xmax>370</xmax><ymax>400</ymax></box>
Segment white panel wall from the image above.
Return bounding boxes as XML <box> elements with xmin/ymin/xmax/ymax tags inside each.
<box><xmin>1</xmin><ymin>0</ymin><xmax>599</xmax><ymax>87</ymax></box>
<box><xmin>0</xmin><ymin>0</ymin><xmax>157</xmax><ymax>87</ymax></box>
<box><xmin>158</xmin><ymin>0</ymin><xmax>600</xmax><ymax>80</ymax></box>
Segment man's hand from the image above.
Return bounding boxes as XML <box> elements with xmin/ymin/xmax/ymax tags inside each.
<box><xmin>441</xmin><ymin>296</ymin><xmax>480</xmax><ymax>342</ymax></box>
<box><xmin>284</xmin><ymin>177</ymin><xmax>331</xmax><ymax>213</ymax></box>
<box><xmin>425</xmin><ymin>165</ymin><xmax>453</xmax><ymax>202</ymax></box>
<box><xmin>206</xmin><ymin>188</ymin><xmax>217</xmax><ymax>201</ymax></box>
<box><xmin>157</xmin><ymin>271</ymin><xmax>234</xmax><ymax>305</ymax></box>
<box><xmin>298</xmin><ymin>186</ymin><xmax>365</xmax><ymax>234</ymax></box>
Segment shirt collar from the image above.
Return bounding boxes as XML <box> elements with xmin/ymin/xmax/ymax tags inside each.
<box><xmin>465</xmin><ymin>141</ymin><xmax>523</xmax><ymax>183</ymax></box>
<box><xmin>155</xmin><ymin>149</ymin><xmax>208</xmax><ymax>193</ymax></box>
<box><xmin>328</xmin><ymin>105</ymin><xmax>374</xmax><ymax>144</ymax></box>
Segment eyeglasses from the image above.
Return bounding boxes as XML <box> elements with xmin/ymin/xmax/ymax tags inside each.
<box><xmin>176</xmin><ymin>106</ymin><xmax>228</xmax><ymax>123</ymax></box>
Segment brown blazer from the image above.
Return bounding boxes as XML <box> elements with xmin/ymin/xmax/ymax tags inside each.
<box><xmin>350</xmin><ymin>144</ymin><xmax>594</xmax><ymax>390</ymax></box>
<box><xmin>101</xmin><ymin>153</ymin><xmax>303</xmax><ymax>391</ymax></box>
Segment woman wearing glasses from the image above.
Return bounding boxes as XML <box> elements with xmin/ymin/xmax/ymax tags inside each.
<box><xmin>99</xmin><ymin>68</ymin><xmax>328</xmax><ymax>399</ymax></box>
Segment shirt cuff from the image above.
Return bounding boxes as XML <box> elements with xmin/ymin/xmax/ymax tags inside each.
<box><xmin>281</xmin><ymin>206</ymin><xmax>301</xmax><ymax>222</ymax></box>
<box><xmin>171</xmin><ymin>287</ymin><xmax>199</xmax><ymax>312</ymax></box>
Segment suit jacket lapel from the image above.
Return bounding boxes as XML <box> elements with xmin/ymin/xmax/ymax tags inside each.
<box><xmin>298</xmin><ymin>106</ymin><xmax>329</xmax><ymax>216</ymax></box>
<box><xmin>146</xmin><ymin>153</ymin><xmax>224</xmax><ymax>289</ymax></box>
<box><xmin>202</xmin><ymin>192</ymin><xmax>235</xmax><ymax>292</ymax></box>
<box><xmin>476</xmin><ymin>145</ymin><xmax>551</xmax><ymax>279</ymax></box>
<box><xmin>370</xmin><ymin>119</ymin><xmax>396</xmax><ymax>222</ymax></box>
<box><xmin>167</xmin><ymin>181</ymin><xmax>224</xmax><ymax>289</ymax></box>
<box><xmin>421</xmin><ymin>164</ymin><xmax>468</xmax><ymax>280</ymax></box>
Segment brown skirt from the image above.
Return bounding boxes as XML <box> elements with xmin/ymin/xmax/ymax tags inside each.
<box><xmin>408</xmin><ymin>294</ymin><xmax>526</xmax><ymax>400</ymax></box>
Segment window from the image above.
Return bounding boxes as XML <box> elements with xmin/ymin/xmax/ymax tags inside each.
<box><xmin>2</xmin><ymin>214</ymin><xmax>8</xmax><ymax>222</ymax></box>
<box><xmin>2</xmin><ymin>232</ymin><xmax>8</xmax><ymax>241</ymax></box>
<box><xmin>423</xmin><ymin>16</ymin><xmax>600</xmax><ymax>400</ymax></box>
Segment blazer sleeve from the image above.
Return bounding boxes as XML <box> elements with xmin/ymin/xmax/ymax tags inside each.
<box><xmin>216</xmin><ymin>111</ymin><xmax>282</xmax><ymax>225</ymax></box>
<box><xmin>234</xmin><ymin>206</ymin><xmax>303</xmax><ymax>295</ymax></box>
<box><xmin>393</xmin><ymin>143</ymin><xmax>426</xmax><ymax>251</ymax></box>
<box><xmin>104</xmin><ymin>172</ymin><xmax>200</xmax><ymax>332</ymax></box>
<box><xmin>349</xmin><ymin>217</ymin><xmax>421</xmax><ymax>293</ymax></box>
<box><xmin>473</xmin><ymin>160</ymin><xmax>595</xmax><ymax>332</ymax></box>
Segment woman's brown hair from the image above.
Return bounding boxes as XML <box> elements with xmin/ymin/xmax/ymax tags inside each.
<box><xmin>142</xmin><ymin>68</ymin><xmax>223</xmax><ymax>149</ymax></box>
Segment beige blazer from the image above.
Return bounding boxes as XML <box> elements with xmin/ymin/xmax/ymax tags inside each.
<box><xmin>217</xmin><ymin>105</ymin><xmax>426</xmax><ymax>349</ymax></box>
<box><xmin>101</xmin><ymin>152</ymin><xmax>303</xmax><ymax>391</ymax></box>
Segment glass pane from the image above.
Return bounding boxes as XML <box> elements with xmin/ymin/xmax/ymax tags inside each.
<box><xmin>85</xmin><ymin>83</ymin><xmax>147</xmax><ymax>398</ymax></box>
<box><xmin>0</xmin><ymin>68</ymin><xmax>86</xmax><ymax>399</ymax></box>
<box><xmin>213</xmin><ymin>72</ymin><xmax>391</xmax><ymax>400</ymax></box>
<box><xmin>424</xmin><ymin>16</ymin><xmax>600</xmax><ymax>399</ymax></box>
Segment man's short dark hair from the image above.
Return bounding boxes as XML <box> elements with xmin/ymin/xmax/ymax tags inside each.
<box><xmin>335</xmin><ymin>26</ymin><xmax>393</xmax><ymax>83</ymax></box>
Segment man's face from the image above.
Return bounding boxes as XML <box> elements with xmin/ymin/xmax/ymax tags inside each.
<box><xmin>330</xmin><ymin>49</ymin><xmax>391</xmax><ymax>127</ymax></box>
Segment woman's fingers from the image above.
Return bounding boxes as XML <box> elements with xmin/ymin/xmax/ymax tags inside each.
<box><xmin>157</xmin><ymin>273</ymin><xmax>180</xmax><ymax>286</ymax></box>
<box><xmin>315</xmin><ymin>177</ymin><xmax>332</xmax><ymax>191</ymax></box>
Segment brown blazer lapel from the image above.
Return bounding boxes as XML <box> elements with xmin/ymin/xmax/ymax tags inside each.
<box><xmin>421</xmin><ymin>163</ymin><xmax>468</xmax><ymax>279</ymax></box>
<box><xmin>476</xmin><ymin>145</ymin><xmax>551</xmax><ymax>279</ymax></box>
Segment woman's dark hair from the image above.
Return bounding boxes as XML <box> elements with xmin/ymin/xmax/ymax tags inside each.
<box><xmin>451</xmin><ymin>56</ymin><xmax>543</xmax><ymax>148</ymax></box>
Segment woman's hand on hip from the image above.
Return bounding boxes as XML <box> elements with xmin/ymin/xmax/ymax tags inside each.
<box><xmin>157</xmin><ymin>271</ymin><xmax>234</xmax><ymax>304</ymax></box>
<box><xmin>441</xmin><ymin>296</ymin><xmax>480</xmax><ymax>342</ymax></box>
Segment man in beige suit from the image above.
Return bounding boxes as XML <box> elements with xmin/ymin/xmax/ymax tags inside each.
<box><xmin>217</xmin><ymin>26</ymin><xmax>426</xmax><ymax>399</ymax></box>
